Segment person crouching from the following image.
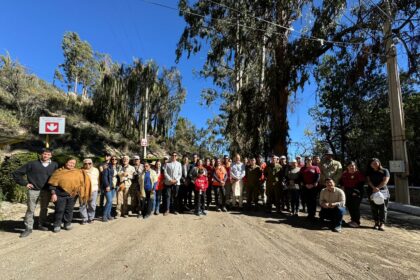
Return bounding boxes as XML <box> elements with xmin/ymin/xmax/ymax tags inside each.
<box><xmin>194</xmin><ymin>168</ymin><xmax>209</xmax><ymax>216</ymax></box>
<box><xmin>48</xmin><ymin>157</ymin><xmax>91</xmax><ymax>233</ymax></box>
<box><xmin>319</xmin><ymin>178</ymin><xmax>346</xmax><ymax>233</ymax></box>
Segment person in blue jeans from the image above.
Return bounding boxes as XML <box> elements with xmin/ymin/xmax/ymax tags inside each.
<box><xmin>319</xmin><ymin>178</ymin><xmax>346</xmax><ymax>232</ymax></box>
<box><xmin>152</xmin><ymin>161</ymin><xmax>164</xmax><ymax>215</ymax></box>
<box><xmin>101</xmin><ymin>157</ymin><xmax>116</xmax><ymax>222</ymax></box>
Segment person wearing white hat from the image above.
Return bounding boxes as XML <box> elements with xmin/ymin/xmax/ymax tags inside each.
<box><xmin>116</xmin><ymin>155</ymin><xmax>136</xmax><ymax>217</ymax></box>
<box><xmin>80</xmin><ymin>158</ymin><xmax>100</xmax><ymax>224</ymax></box>
<box><xmin>295</xmin><ymin>155</ymin><xmax>304</xmax><ymax>168</ymax></box>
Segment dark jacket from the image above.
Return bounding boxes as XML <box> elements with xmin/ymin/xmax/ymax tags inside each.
<box><xmin>101</xmin><ymin>164</ymin><xmax>115</xmax><ymax>190</ymax></box>
<box><xmin>13</xmin><ymin>160</ymin><xmax>59</xmax><ymax>190</ymax></box>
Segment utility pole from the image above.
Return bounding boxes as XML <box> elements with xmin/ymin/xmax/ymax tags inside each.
<box><xmin>143</xmin><ymin>86</ymin><xmax>149</xmax><ymax>159</ymax></box>
<box><xmin>383</xmin><ymin>0</ymin><xmax>410</xmax><ymax>204</ymax></box>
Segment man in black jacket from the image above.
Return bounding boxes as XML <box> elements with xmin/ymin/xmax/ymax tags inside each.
<box><xmin>12</xmin><ymin>148</ymin><xmax>59</xmax><ymax>237</ymax></box>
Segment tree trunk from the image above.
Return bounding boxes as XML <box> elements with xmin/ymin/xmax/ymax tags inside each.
<box><xmin>74</xmin><ymin>76</ymin><xmax>79</xmax><ymax>94</ymax></box>
<box><xmin>271</xmin><ymin>85</ymin><xmax>289</xmax><ymax>156</ymax></box>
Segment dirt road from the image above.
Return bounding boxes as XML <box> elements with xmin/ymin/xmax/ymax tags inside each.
<box><xmin>1</xmin><ymin>206</ymin><xmax>420</xmax><ymax>280</ymax></box>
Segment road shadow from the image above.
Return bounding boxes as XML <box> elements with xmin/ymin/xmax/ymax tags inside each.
<box><xmin>0</xmin><ymin>219</ymin><xmax>25</xmax><ymax>233</ymax></box>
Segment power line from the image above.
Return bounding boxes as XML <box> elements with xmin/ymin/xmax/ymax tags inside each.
<box><xmin>206</xmin><ymin>0</ymin><xmax>365</xmax><ymax>46</ymax></box>
<box><xmin>140</xmin><ymin>0</ymin><xmax>385</xmax><ymax>59</ymax></box>
<box><xmin>362</xmin><ymin>0</ymin><xmax>392</xmax><ymax>22</ymax></box>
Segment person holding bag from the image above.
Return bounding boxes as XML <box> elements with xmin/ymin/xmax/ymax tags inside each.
<box><xmin>366</xmin><ymin>158</ymin><xmax>390</xmax><ymax>231</ymax></box>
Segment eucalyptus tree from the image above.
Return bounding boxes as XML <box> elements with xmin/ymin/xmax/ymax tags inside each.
<box><xmin>59</xmin><ymin>32</ymin><xmax>95</xmax><ymax>95</ymax></box>
<box><xmin>176</xmin><ymin>0</ymin><xmax>418</xmax><ymax>156</ymax></box>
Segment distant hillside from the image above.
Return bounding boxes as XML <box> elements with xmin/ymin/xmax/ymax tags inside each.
<box><xmin>0</xmin><ymin>53</ymin><xmax>168</xmax><ymax>158</ymax></box>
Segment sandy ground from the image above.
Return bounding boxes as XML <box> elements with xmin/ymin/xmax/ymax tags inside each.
<box><xmin>1</xmin><ymin>202</ymin><xmax>420</xmax><ymax>280</ymax></box>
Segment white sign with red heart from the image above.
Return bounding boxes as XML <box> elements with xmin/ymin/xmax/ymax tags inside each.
<box><xmin>39</xmin><ymin>117</ymin><xmax>66</xmax><ymax>134</ymax></box>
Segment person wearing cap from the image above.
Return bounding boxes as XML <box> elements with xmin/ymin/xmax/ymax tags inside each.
<box><xmin>163</xmin><ymin>156</ymin><xmax>169</xmax><ymax>165</ymax></box>
<box><xmin>299</xmin><ymin>157</ymin><xmax>321</xmax><ymax>220</ymax></box>
<box><xmin>320</xmin><ymin>149</ymin><xmax>342</xmax><ymax>187</ymax></box>
<box><xmin>287</xmin><ymin>159</ymin><xmax>301</xmax><ymax>216</ymax></box>
<box><xmin>264</xmin><ymin>155</ymin><xmax>282</xmax><ymax>213</ymax></box>
<box><xmin>80</xmin><ymin>158</ymin><xmax>100</xmax><ymax>224</ymax></box>
<box><xmin>12</xmin><ymin>148</ymin><xmax>59</xmax><ymax>237</ymax></box>
<box><xmin>230</xmin><ymin>154</ymin><xmax>246</xmax><ymax>209</ymax></box>
<box><xmin>98</xmin><ymin>152</ymin><xmax>112</xmax><ymax>215</ymax></box>
<box><xmin>295</xmin><ymin>155</ymin><xmax>304</xmax><ymax>168</ymax></box>
<box><xmin>319</xmin><ymin>178</ymin><xmax>346</xmax><ymax>232</ymax></box>
<box><xmin>116</xmin><ymin>155</ymin><xmax>136</xmax><ymax>218</ymax></box>
<box><xmin>366</xmin><ymin>158</ymin><xmax>390</xmax><ymax>231</ymax></box>
<box><xmin>162</xmin><ymin>152</ymin><xmax>182</xmax><ymax>215</ymax></box>
<box><xmin>131</xmin><ymin>155</ymin><xmax>144</xmax><ymax>216</ymax></box>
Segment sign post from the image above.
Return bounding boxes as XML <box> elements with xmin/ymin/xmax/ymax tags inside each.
<box><xmin>39</xmin><ymin>117</ymin><xmax>66</xmax><ymax>148</ymax></box>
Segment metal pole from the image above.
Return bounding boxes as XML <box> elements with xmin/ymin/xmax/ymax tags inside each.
<box><xmin>143</xmin><ymin>86</ymin><xmax>149</xmax><ymax>159</ymax></box>
<box><xmin>383</xmin><ymin>0</ymin><xmax>410</xmax><ymax>204</ymax></box>
<box><xmin>46</xmin><ymin>135</ymin><xmax>50</xmax><ymax>148</ymax></box>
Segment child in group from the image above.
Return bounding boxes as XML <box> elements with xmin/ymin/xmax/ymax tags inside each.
<box><xmin>194</xmin><ymin>168</ymin><xmax>209</xmax><ymax>216</ymax></box>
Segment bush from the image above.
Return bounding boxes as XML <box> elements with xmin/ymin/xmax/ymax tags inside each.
<box><xmin>0</xmin><ymin>152</ymin><xmax>38</xmax><ymax>203</ymax></box>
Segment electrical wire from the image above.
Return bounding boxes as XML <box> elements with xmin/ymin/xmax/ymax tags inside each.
<box><xmin>140</xmin><ymin>0</ymin><xmax>384</xmax><ymax>57</ymax></box>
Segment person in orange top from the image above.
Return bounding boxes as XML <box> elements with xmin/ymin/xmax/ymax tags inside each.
<box><xmin>213</xmin><ymin>158</ymin><xmax>228</xmax><ymax>212</ymax></box>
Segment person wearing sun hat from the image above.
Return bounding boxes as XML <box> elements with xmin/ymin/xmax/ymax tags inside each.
<box><xmin>320</xmin><ymin>149</ymin><xmax>342</xmax><ymax>187</ymax></box>
<box><xmin>80</xmin><ymin>158</ymin><xmax>100</xmax><ymax>224</ymax></box>
<box><xmin>264</xmin><ymin>154</ymin><xmax>282</xmax><ymax>213</ymax></box>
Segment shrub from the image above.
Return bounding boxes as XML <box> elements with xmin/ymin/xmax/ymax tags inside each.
<box><xmin>0</xmin><ymin>152</ymin><xmax>38</xmax><ymax>203</ymax></box>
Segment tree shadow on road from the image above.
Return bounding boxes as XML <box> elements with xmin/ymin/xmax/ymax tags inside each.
<box><xmin>0</xmin><ymin>219</ymin><xmax>25</xmax><ymax>233</ymax></box>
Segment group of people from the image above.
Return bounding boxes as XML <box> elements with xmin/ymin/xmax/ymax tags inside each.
<box><xmin>12</xmin><ymin>148</ymin><xmax>390</xmax><ymax>237</ymax></box>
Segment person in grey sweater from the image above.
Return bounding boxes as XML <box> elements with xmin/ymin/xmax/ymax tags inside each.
<box><xmin>12</xmin><ymin>148</ymin><xmax>59</xmax><ymax>237</ymax></box>
<box><xmin>162</xmin><ymin>152</ymin><xmax>182</xmax><ymax>215</ymax></box>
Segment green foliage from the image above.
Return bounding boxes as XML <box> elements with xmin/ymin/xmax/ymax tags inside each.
<box><xmin>58</xmin><ymin>32</ymin><xmax>96</xmax><ymax>94</ymax></box>
<box><xmin>0</xmin><ymin>152</ymin><xmax>38</xmax><ymax>203</ymax></box>
<box><xmin>0</xmin><ymin>109</ymin><xmax>20</xmax><ymax>131</ymax></box>
<box><xmin>91</xmin><ymin>59</ymin><xmax>186</xmax><ymax>141</ymax></box>
<box><xmin>312</xmin><ymin>53</ymin><xmax>420</xmax><ymax>184</ymax></box>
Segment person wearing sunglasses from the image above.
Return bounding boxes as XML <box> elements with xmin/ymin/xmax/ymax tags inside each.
<box><xmin>101</xmin><ymin>156</ymin><xmax>119</xmax><ymax>221</ymax></box>
<box><xmin>80</xmin><ymin>159</ymin><xmax>100</xmax><ymax>224</ymax></box>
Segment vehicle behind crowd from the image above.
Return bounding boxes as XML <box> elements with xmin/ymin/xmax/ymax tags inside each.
<box><xmin>12</xmin><ymin>149</ymin><xmax>392</xmax><ymax>237</ymax></box>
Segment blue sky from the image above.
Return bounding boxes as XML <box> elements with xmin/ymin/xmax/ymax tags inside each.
<box><xmin>0</xmin><ymin>0</ymin><xmax>319</xmax><ymax>156</ymax></box>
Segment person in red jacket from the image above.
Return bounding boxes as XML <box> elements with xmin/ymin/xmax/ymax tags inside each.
<box><xmin>340</xmin><ymin>161</ymin><xmax>365</xmax><ymax>227</ymax></box>
<box><xmin>194</xmin><ymin>168</ymin><xmax>209</xmax><ymax>216</ymax></box>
